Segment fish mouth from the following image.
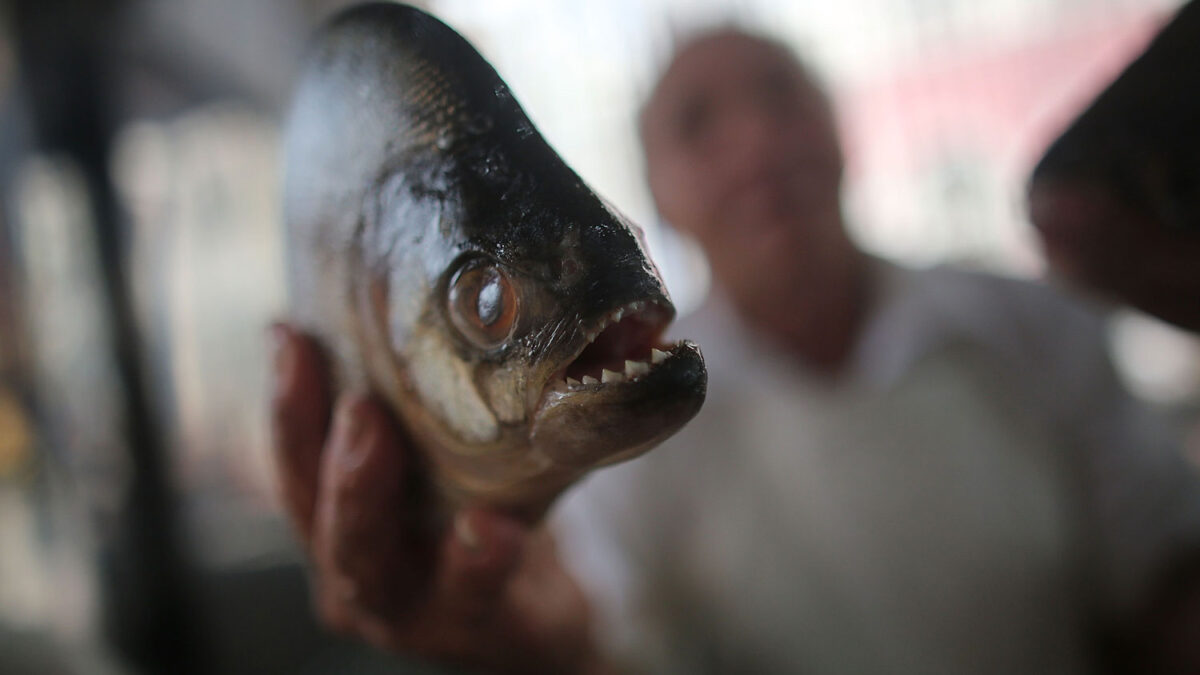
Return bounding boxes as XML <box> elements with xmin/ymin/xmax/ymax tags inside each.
<box><xmin>552</xmin><ymin>300</ymin><xmax>674</xmax><ymax>387</ymax></box>
<box><xmin>531</xmin><ymin>299</ymin><xmax>707</xmax><ymax>469</ymax></box>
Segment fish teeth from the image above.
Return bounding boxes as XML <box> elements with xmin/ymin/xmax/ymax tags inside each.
<box><xmin>581</xmin><ymin>375</ymin><xmax>599</xmax><ymax>386</ymax></box>
<box><xmin>624</xmin><ymin>359</ymin><xmax>651</xmax><ymax>378</ymax></box>
<box><xmin>566</xmin><ymin>377</ymin><xmax>581</xmax><ymax>388</ymax></box>
<box><xmin>651</xmin><ymin>348</ymin><xmax>669</xmax><ymax>364</ymax></box>
<box><xmin>586</xmin><ymin>301</ymin><xmax>659</xmax><ymax>345</ymax></box>
<box><xmin>601</xmin><ymin>369</ymin><xmax>624</xmax><ymax>384</ymax></box>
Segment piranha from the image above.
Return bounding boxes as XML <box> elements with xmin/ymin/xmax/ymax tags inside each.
<box><xmin>283</xmin><ymin>3</ymin><xmax>706</xmax><ymax>521</ymax></box>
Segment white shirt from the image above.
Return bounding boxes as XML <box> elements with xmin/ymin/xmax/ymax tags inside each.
<box><xmin>554</xmin><ymin>262</ymin><xmax>1200</xmax><ymax>674</ymax></box>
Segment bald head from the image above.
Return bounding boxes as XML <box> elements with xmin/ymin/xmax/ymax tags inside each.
<box><xmin>638</xmin><ymin>27</ymin><xmax>852</xmax><ymax>305</ymax></box>
<box><xmin>639</xmin><ymin>28</ymin><xmax>811</xmax><ymax>142</ymax></box>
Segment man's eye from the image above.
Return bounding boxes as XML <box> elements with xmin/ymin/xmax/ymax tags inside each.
<box><xmin>447</xmin><ymin>262</ymin><xmax>519</xmax><ymax>349</ymax></box>
<box><xmin>677</xmin><ymin>98</ymin><xmax>713</xmax><ymax>144</ymax></box>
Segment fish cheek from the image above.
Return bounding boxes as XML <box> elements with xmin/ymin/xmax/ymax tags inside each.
<box><xmin>361</xmin><ymin>258</ymin><xmax>500</xmax><ymax>449</ymax></box>
<box><xmin>406</xmin><ymin>325</ymin><xmax>500</xmax><ymax>446</ymax></box>
<box><xmin>480</xmin><ymin>363</ymin><xmax>528</xmax><ymax>426</ymax></box>
<box><xmin>377</xmin><ymin>266</ymin><xmax>425</xmax><ymax>354</ymax></box>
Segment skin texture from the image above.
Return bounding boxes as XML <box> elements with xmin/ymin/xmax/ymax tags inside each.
<box><xmin>284</xmin><ymin>3</ymin><xmax>705</xmax><ymax>521</ymax></box>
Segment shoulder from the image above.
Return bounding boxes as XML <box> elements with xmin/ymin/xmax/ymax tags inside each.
<box><xmin>862</xmin><ymin>261</ymin><xmax>1121</xmax><ymax>406</ymax></box>
<box><xmin>897</xmin><ymin>263</ymin><xmax>1111</xmax><ymax>360</ymax></box>
<box><xmin>909</xmin><ymin>263</ymin><xmax>1104</xmax><ymax>332</ymax></box>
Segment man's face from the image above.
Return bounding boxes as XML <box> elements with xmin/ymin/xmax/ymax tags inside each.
<box><xmin>641</xmin><ymin>31</ymin><xmax>846</xmax><ymax>288</ymax></box>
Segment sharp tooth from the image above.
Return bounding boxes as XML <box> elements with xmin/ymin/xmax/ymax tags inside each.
<box><xmin>612</xmin><ymin>308</ymin><xmax>624</xmax><ymax>322</ymax></box>
<box><xmin>651</xmin><ymin>348</ymin><xmax>669</xmax><ymax>364</ymax></box>
<box><xmin>625</xmin><ymin>360</ymin><xmax>650</xmax><ymax>377</ymax></box>
<box><xmin>566</xmin><ymin>377</ymin><xmax>581</xmax><ymax>388</ymax></box>
<box><xmin>601</xmin><ymin>369</ymin><xmax>623</xmax><ymax>384</ymax></box>
<box><xmin>581</xmin><ymin>375</ymin><xmax>599</xmax><ymax>386</ymax></box>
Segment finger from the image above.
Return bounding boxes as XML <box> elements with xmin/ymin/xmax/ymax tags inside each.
<box><xmin>505</xmin><ymin>528</ymin><xmax>594</xmax><ymax>658</ymax></box>
<box><xmin>269</xmin><ymin>323</ymin><xmax>333</xmax><ymax>540</ymax></box>
<box><xmin>435</xmin><ymin>509</ymin><xmax>527</xmax><ymax>622</ymax></box>
<box><xmin>313</xmin><ymin>394</ymin><xmax>420</xmax><ymax>619</ymax></box>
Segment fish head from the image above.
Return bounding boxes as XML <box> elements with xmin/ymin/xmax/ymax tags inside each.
<box><xmin>284</xmin><ymin>3</ymin><xmax>705</xmax><ymax>516</ymax></box>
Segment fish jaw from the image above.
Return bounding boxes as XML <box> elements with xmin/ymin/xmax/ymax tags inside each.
<box><xmin>531</xmin><ymin>340</ymin><xmax>706</xmax><ymax>468</ymax></box>
<box><xmin>528</xmin><ymin>296</ymin><xmax>706</xmax><ymax>469</ymax></box>
<box><xmin>415</xmin><ymin>342</ymin><xmax>706</xmax><ymax>521</ymax></box>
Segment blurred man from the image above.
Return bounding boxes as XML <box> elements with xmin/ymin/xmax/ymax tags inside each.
<box><xmin>554</xmin><ymin>27</ymin><xmax>1200</xmax><ymax>673</ymax></box>
<box><xmin>271</xmin><ymin>26</ymin><xmax>1200</xmax><ymax>674</ymax></box>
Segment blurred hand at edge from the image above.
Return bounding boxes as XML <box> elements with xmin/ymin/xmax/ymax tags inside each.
<box><xmin>268</xmin><ymin>323</ymin><xmax>615</xmax><ymax>675</ymax></box>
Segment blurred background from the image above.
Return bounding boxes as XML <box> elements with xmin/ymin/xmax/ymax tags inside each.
<box><xmin>0</xmin><ymin>0</ymin><xmax>1196</xmax><ymax>672</ymax></box>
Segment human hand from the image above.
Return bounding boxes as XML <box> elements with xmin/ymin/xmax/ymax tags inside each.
<box><xmin>269</xmin><ymin>324</ymin><xmax>608</xmax><ymax>674</ymax></box>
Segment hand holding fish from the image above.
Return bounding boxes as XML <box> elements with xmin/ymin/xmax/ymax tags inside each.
<box><xmin>271</xmin><ymin>325</ymin><xmax>614</xmax><ymax>674</ymax></box>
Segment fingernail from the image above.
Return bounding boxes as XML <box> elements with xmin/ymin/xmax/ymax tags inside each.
<box><xmin>454</xmin><ymin>512</ymin><xmax>481</xmax><ymax>552</ymax></box>
<box><xmin>334</xmin><ymin>394</ymin><xmax>371</xmax><ymax>450</ymax></box>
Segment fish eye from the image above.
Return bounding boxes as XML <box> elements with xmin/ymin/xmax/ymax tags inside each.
<box><xmin>447</xmin><ymin>261</ymin><xmax>519</xmax><ymax>349</ymax></box>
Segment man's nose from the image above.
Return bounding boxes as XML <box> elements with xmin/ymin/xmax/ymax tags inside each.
<box><xmin>719</xmin><ymin>101</ymin><xmax>777</xmax><ymax>165</ymax></box>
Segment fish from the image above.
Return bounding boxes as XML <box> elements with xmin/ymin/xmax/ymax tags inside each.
<box><xmin>282</xmin><ymin>3</ymin><xmax>706</xmax><ymax>521</ymax></box>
